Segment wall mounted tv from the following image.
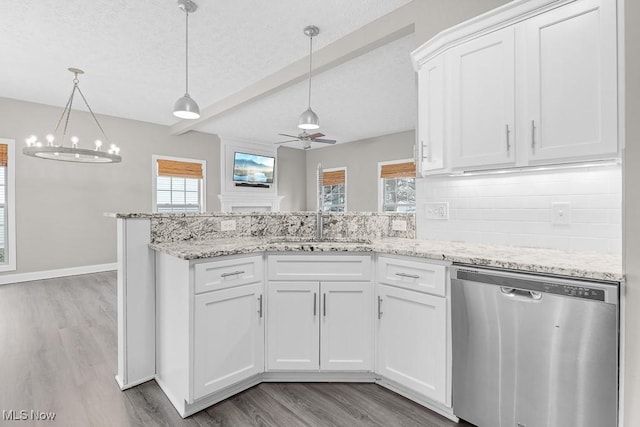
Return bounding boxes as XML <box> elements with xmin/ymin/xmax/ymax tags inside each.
<box><xmin>233</xmin><ymin>152</ymin><xmax>275</xmax><ymax>184</ymax></box>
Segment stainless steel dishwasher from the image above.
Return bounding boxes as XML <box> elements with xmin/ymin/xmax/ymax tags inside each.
<box><xmin>451</xmin><ymin>267</ymin><xmax>618</xmax><ymax>427</ymax></box>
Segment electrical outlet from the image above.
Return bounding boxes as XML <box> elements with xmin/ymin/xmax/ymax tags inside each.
<box><xmin>220</xmin><ymin>219</ymin><xmax>236</xmax><ymax>231</ymax></box>
<box><xmin>424</xmin><ymin>202</ymin><xmax>449</xmax><ymax>220</ymax></box>
<box><xmin>391</xmin><ymin>220</ymin><xmax>407</xmax><ymax>231</ymax></box>
<box><xmin>551</xmin><ymin>202</ymin><xmax>572</xmax><ymax>225</ymax></box>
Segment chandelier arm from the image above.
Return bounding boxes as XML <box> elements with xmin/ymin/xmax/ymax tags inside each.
<box><xmin>61</xmin><ymin>84</ymin><xmax>77</xmax><ymax>143</ymax></box>
<box><xmin>54</xmin><ymin>85</ymin><xmax>77</xmax><ymax>135</ymax></box>
<box><xmin>75</xmin><ymin>85</ymin><xmax>112</xmax><ymax>144</ymax></box>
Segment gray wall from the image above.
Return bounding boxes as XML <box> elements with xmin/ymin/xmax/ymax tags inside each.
<box><xmin>624</xmin><ymin>0</ymin><xmax>639</xmax><ymax>423</ymax></box>
<box><xmin>0</xmin><ymin>97</ymin><xmax>220</xmax><ymax>274</ymax></box>
<box><xmin>277</xmin><ymin>146</ymin><xmax>307</xmax><ymax>211</ymax></box>
<box><xmin>304</xmin><ymin>130</ymin><xmax>415</xmax><ymax>211</ymax></box>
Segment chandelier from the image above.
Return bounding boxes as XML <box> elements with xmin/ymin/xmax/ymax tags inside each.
<box><xmin>23</xmin><ymin>68</ymin><xmax>122</xmax><ymax>163</ymax></box>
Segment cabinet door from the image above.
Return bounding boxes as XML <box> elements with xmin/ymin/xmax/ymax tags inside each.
<box><xmin>267</xmin><ymin>282</ymin><xmax>319</xmax><ymax>370</ymax></box>
<box><xmin>418</xmin><ymin>55</ymin><xmax>447</xmax><ymax>174</ymax></box>
<box><xmin>320</xmin><ymin>282</ymin><xmax>373</xmax><ymax>371</ymax></box>
<box><xmin>524</xmin><ymin>0</ymin><xmax>617</xmax><ymax>162</ymax></box>
<box><xmin>193</xmin><ymin>283</ymin><xmax>264</xmax><ymax>400</ymax></box>
<box><xmin>376</xmin><ymin>284</ymin><xmax>447</xmax><ymax>404</ymax></box>
<box><xmin>450</xmin><ymin>26</ymin><xmax>516</xmax><ymax>170</ymax></box>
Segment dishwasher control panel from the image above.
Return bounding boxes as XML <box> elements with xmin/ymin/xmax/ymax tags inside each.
<box><xmin>455</xmin><ymin>268</ymin><xmax>616</xmax><ymax>303</ymax></box>
<box><xmin>540</xmin><ymin>282</ymin><xmax>605</xmax><ymax>301</ymax></box>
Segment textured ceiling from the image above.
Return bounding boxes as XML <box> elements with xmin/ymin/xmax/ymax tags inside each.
<box><xmin>0</xmin><ymin>0</ymin><xmax>415</xmax><ymax>146</ymax></box>
<box><xmin>200</xmin><ymin>34</ymin><xmax>416</xmax><ymax>148</ymax></box>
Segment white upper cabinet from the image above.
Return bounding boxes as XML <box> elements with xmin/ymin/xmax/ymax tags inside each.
<box><xmin>411</xmin><ymin>0</ymin><xmax>619</xmax><ymax>174</ymax></box>
<box><xmin>417</xmin><ymin>55</ymin><xmax>447</xmax><ymax>173</ymax></box>
<box><xmin>523</xmin><ymin>0</ymin><xmax>617</xmax><ymax>162</ymax></box>
<box><xmin>449</xmin><ymin>27</ymin><xmax>516</xmax><ymax>170</ymax></box>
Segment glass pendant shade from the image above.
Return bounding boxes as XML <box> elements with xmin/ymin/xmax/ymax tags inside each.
<box><xmin>174</xmin><ymin>93</ymin><xmax>200</xmax><ymax>119</ymax></box>
<box><xmin>298</xmin><ymin>107</ymin><xmax>319</xmax><ymax>130</ymax></box>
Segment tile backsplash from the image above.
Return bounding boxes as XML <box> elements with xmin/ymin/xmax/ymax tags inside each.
<box><xmin>416</xmin><ymin>164</ymin><xmax>621</xmax><ymax>253</ymax></box>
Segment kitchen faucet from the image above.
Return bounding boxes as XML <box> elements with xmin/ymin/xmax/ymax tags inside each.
<box><xmin>316</xmin><ymin>163</ymin><xmax>323</xmax><ymax>240</ymax></box>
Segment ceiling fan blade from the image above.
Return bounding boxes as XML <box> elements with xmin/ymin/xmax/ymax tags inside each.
<box><xmin>278</xmin><ymin>133</ymin><xmax>299</xmax><ymax>138</ymax></box>
<box><xmin>274</xmin><ymin>139</ymin><xmax>300</xmax><ymax>144</ymax></box>
<box><xmin>314</xmin><ymin>139</ymin><xmax>336</xmax><ymax>144</ymax></box>
<box><xmin>307</xmin><ymin>132</ymin><xmax>325</xmax><ymax>139</ymax></box>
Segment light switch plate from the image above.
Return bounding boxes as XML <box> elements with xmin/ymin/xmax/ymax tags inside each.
<box><xmin>551</xmin><ymin>202</ymin><xmax>572</xmax><ymax>225</ymax></box>
<box><xmin>424</xmin><ymin>202</ymin><xmax>449</xmax><ymax>220</ymax></box>
<box><xmin>220</xmin><ymin>219</ymin><xmax>237</xmax><ymax>231</ymax></box>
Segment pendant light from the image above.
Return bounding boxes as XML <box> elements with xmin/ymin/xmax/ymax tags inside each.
<box><xmin>23</xmin><ymin>68</ymin><xmax>121</xmax><ymax>163</ymax></box>
<box><xmin>298</xmin><ymin>25</ymin><xmax>320</xmax><ymax>130</ymax></box>
<box><xmin>173</xmin><ymin>0</ymin><xmax>200</xmax><ymax>120</ymax></box>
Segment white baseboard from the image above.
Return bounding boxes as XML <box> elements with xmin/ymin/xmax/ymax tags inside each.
<box><xmin>0</xmin><ymin>263</ymin><xmax>117</xmax><ymax>285</ymax></box>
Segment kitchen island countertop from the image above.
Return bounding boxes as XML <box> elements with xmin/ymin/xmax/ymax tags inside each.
<box><xmin>150</xmin><ymin>237</ymin><xmax>623</xmax><ymax>283</ymax></box>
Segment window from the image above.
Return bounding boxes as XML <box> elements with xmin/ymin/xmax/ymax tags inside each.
<box><xmin>379</xmin><ymin>160</ymin><xmax>416</xmax><ymax>212</ymax></box>
<box><xmin>322</xmin><ymin>168</ymin><xmax>346</xmax><ymax>212</ymax></box>
<box><xmin>153</xmin><ymin>156</ymin><xmax>206</xmax><ymax>213</ymax></box>
<box><xmin>0</xmin><ymin>139</ymin><xmax>15</xmax><ymax>271</ymax></box>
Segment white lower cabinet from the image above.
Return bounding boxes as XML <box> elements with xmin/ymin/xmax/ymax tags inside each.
<box><xmin>376</xmin><ymin>284</ymin><xmax>447</xmax><ymax>404</ymax></box>
<box><xmin>320</xmin><ymin>282</ymin><xmax>373</xmax><ymax>370</ymax></box>
<box><xmin>266</xmin><ymin>282</ymin><xmax>320</xmax><ymax>370</ymax></box>
<box><xmin>155</xmin><ymin>251</ymin><xmax>450</xmax><ymax>418</ymax></box>
<box><xmin>193</xmin><ymin>283</ymin><xmax>264</xmax><ymax>400</ymax></box>
<box><xmin>267</xmin><ymin>280</ymin><xmax>373</xmax><ymax>371</ymax></box>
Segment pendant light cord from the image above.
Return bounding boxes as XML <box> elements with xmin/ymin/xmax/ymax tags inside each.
<box><xmin>307</xmin><ymin>35</ymin><xmax>313</xmax><ymax>109</ymax></box>
<box><xmin>185</xmin><ymin>10</ymin><xmax>189</xmax><ymax>95</ymax></box>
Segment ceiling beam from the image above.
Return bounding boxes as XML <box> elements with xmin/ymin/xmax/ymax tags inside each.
<box><xmin>169</xmin><ymin>1</ymin><xmax>418</xmax><ymax>136</ymax></box>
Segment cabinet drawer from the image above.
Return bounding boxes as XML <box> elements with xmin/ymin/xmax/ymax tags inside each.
<box><xmin>194</xmin><ymin>255</ymin><xmax>263</xmax><ymax>294</ymax></box>
<box><xmin>267</xmin><ymin>255</ymin><xmax>372</xmax><ymax>281</ymax></box>
<box><xmin>377</xmin><ymin>256</ymin><xmax>446</xmax><ymax>296</ymax></box>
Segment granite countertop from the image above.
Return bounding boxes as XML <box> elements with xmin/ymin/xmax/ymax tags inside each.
<box><xmin>150</xmin><ymin>237</ymin><xmax>623</xmax><ymax>282</ymax></box>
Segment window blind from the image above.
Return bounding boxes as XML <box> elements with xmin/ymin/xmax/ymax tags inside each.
<box><xmin>157</xmin><ymin>159</ymin><xmax>203</xmax><ymax>179</ymax></box>
<box><xmin>0</xmin><ymin>144</ymin><xmax>8</xmax><ymax>167</ymax></box>
<box><xmin>380</xmin><ymin>162</ymin><xmax>416</xmax><ymax>179</ymax></box>
<box><xmin>323</xmin><ymin>170</ymin><xmax>345</xmax><ymax>186</ymax></box>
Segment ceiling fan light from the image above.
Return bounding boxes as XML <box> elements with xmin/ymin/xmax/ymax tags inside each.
<box><xmin>173</xmin><ymin>93</ymin><xmax>200</xmax><ymax>119</ymax></box>
<box><xmin>298</xmin><ymin>107</ymin><xmax>319</xmax><ymax>130</ymax></box>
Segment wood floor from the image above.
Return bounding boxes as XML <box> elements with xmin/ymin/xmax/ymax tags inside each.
<box><xmin>0</xmin><ymin>272</ymin><xmax>470</xmax><ymax>427</ymax></box>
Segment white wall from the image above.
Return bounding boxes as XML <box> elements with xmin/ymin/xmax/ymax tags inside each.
<box><xmin>0</xmin><ymin>97</ymin><xmax>221</xmax><ymax>275</ymax></box>
<box><xmin>417</xmin><ymin>165</ymin><xmax>622</xmax><ymax>253</ymax></box>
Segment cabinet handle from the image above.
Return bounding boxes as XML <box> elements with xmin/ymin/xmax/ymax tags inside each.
<box><xmin>531</xmin><ymin>119</ymin><xmax>536</xmax><ymax>151</ymax></box>
<box><xmin>424</xmin><ymin>139</ymin><xmax>431</xmax><ymax>162</ymax></box>
<box><xmin>313</xmin><ymin>292</ymin><xmax>317</xmax><ymax>316</ymax></box>
<box><xmin>323</xmin><ymin>293</ymin><xmax>327</xmax><ymax>317</ymax></box>
<box><xmin>395</xmin><ymin>272</ymin><xmax>420</xmax><ymax>279</ymax></box>
<box><xmin>221</xmin><ymin>270</ymin><xmax>244</xmax><ymax>278</ymax></box>
<box><xmin>378</xmin><ymin>296</ymin><xmax>383</xmax><ymax>319</ymax></box>
<box><xmin>505</xmin><ymin>124</ymin><xmax>511</xmax><ymax>153</ymax></box>
<box><xmin>258</xmin><ymin>294</ymin><xmax>263</xmax><ymax>318</ymax></box>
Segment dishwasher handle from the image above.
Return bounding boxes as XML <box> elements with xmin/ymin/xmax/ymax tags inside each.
<box><xmin>501</xmin><ymin>287</ymin><xmax>542</xmax><ymax>300</ymax></box>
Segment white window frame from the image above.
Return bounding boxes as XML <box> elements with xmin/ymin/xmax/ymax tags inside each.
<box><xmin>152</xmin><ymin>154</ymin><xmax>206</xmax><ymax>213</ymax></box>
<box><xmin>321</xmin><ymin>166</ymin><xmax>347</xmax><ymax>212</ymax></box>
<box><xmin>0</xmin><ymin>138</ymin><xmax>16</xmax><ymax>272</ymax></box>
<box><xmin>378</xmin><ymin>158</ymin><xmax>416</xmax><ymax>213</ymax></box>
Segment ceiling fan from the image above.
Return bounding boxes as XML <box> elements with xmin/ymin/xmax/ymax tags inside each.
<box><xmin>274</xmin><ymin>131</ymin><xmax>336</xmax><ymax>149</ymax></box>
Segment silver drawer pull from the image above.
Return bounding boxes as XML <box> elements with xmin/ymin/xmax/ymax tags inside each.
<box><xmin>221</xmin><ymin>270</ymin><xmax>245</xmax><ymax>278</ymax></box>
<box><xmin>395</xmin><ymin>272</ymin><xmax>420</xmax><ymax>279</ymax></box>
